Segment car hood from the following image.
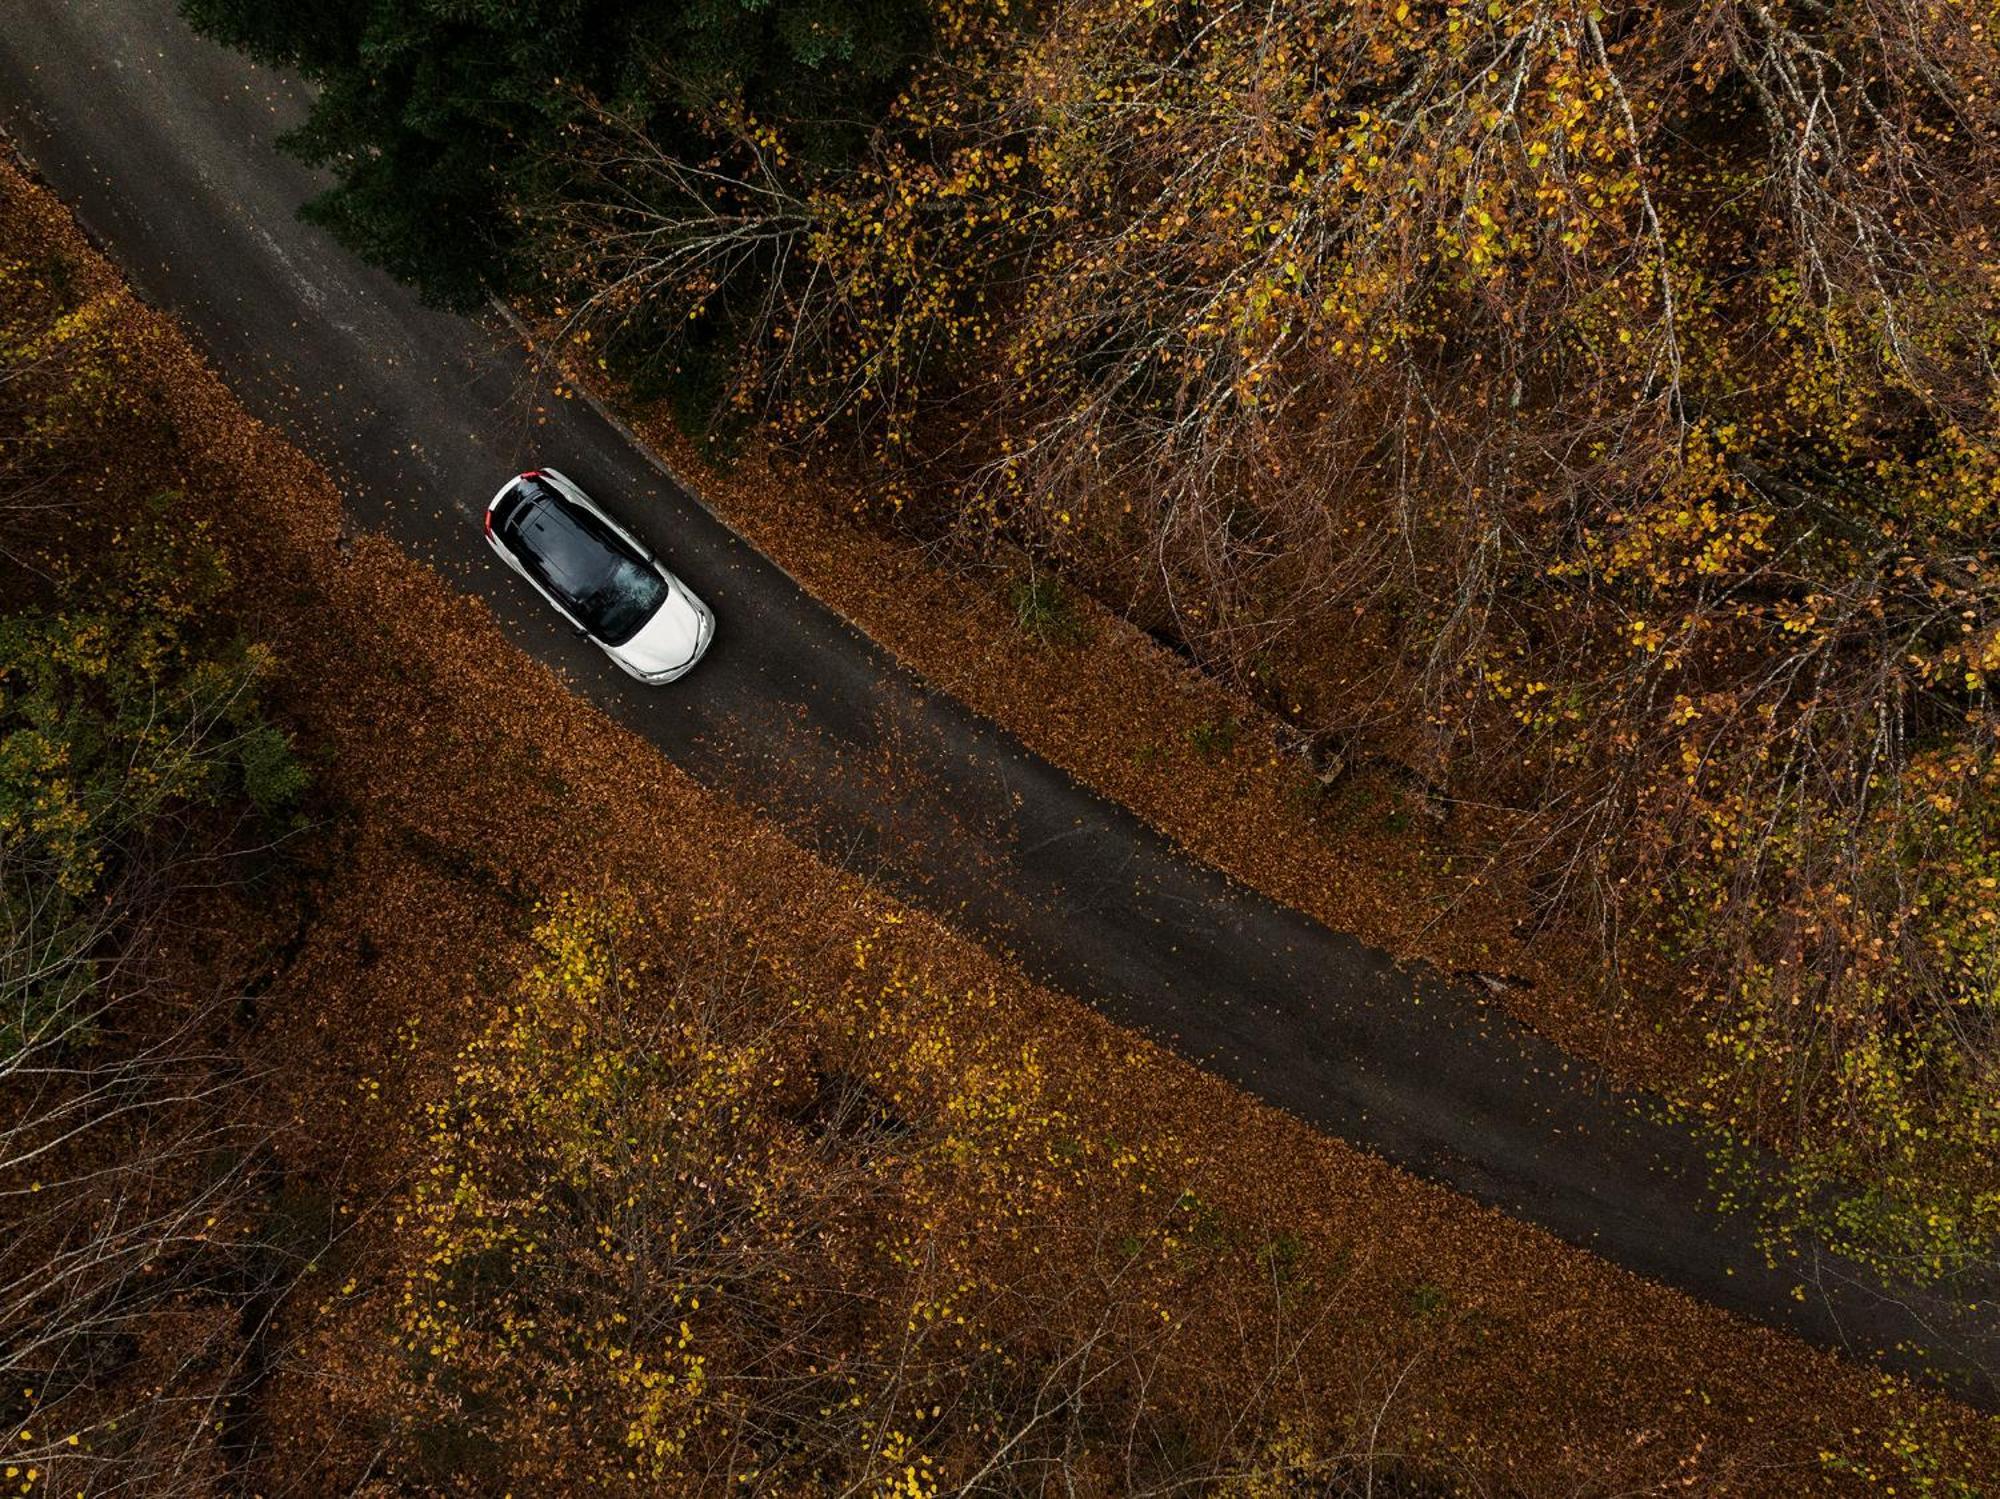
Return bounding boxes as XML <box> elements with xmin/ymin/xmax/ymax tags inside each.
<box><xmin>610</xmin><ymin>586</ymin><xmax>705</xmax><ymax>675</ymax></box>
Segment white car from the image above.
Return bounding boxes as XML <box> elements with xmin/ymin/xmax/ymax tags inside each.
<box><xmin>484</xmin><ymin>467</ymin><xmax>714</xmax><ymax>683</ymax></box>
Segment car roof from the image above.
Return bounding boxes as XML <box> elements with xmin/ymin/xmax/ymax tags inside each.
<box><xmin>500</xmin><ymin>481</ymin><xmax>632</xmax><ymax>595</ymax></box>
<box><xmin>515</xmin><ymin>501</ymin><xmax>604</xmax><ymax>590</ymax></box>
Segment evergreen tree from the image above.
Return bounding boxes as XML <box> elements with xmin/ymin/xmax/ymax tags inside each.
<box><xmin>181</xmin><ymin>0</ymin><xmax>926</xmax><ymax>308</ymax></box>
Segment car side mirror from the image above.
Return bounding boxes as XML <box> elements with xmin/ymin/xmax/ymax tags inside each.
<box><xmin>574</xmin><ymin>627</ymin><xmax>590</xmax><ymax>640</ymax></box>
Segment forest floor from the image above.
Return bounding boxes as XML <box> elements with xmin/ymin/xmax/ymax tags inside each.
<box><xmin>533</xmin><ymin>348</ymin><xmax>1684</xmax><ymax>1093</ymax></box>
<box><xmin>4</xmin><ymin>156</ymin><xmax>1989</xmax><ymax>1493</ymax></box>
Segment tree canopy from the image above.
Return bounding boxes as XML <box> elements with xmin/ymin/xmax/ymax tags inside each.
<box><xmin>188</xmin><ymin>0</ymin><xmax>2000</xmax><ymax>1288</ymax></box>
<box><xmin>180</xmin><ymin>0</ymin><xmax>931</xmax><ymax>306</ymax></box>
<box><xmin>534</xmin><ymin>0</ymin><xmax>2000</xmax><ymax>1278</ymax></box>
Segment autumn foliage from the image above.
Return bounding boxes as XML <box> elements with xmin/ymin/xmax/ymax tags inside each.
<box><xmin>526</xmin><ymin>0</ymin><xmax>2000</xmax><ymax>1277</ymax></box>
<box><xmin>385</xmin><ymin>895</ymin><xmax>1429</xmax><ymax>1493</ymax></box>
<box><xmin>8</xmin><ymin>148</ymin><xmax>1998</xmax><ymax>1493</ymax></box>
<box><xmin>1</xmin><ymin>214</ymin><xmax>310</xmax><ymax>1494</ymax></box>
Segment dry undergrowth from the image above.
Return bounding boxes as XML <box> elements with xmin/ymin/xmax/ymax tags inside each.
<box><xmin>544</xmin><ymin>366</ymin><xmax>1665</xmax><ymax>1086</ymax></box>
<box><xmin>4</xmin><ymin>155</ymin><xmax>1993</xmax><ymax>1492</ymax></box>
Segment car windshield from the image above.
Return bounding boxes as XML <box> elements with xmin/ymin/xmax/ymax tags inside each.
<box><xmin>508</xmin><ymin>485</ymin><xmax>668</xmax><ymax>646</ymax></box>
<box><xmin>575</xmin><ymin>551</ymin><xmax>670</xmax><ymax>646</ymax></box>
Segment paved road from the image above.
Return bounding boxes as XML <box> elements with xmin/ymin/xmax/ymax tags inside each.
<box><xmin>4</xmin><ymin>0</ymin><xmax>1995</xmax><ymax>1404</ymax></box>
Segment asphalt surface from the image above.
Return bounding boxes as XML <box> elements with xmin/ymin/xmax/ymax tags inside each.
<box><xmin>4</xmin><ymin>0</ymin><xmax>1996</xmax><ymax>1404</ymax></box>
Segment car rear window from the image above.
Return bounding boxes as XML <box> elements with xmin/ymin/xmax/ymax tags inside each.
<box><xmin>503</xmin><ymin>483</ymin><xmax>667</xmax><ymax>645</ymax></box>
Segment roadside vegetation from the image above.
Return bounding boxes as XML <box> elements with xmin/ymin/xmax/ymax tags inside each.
<box><xmin>180</xmin><ymin>0</ymin><xmax>2000</xmax><ymax>1285</ymax></box>
<box><xmin>4</xmin><ymin>153</ymin><xmax>1996</xmax><ymax>1492</ymax></box>
<box><xmin>1</xmin><ymin>203</ymin><xmax>310</xmax><ymax>1491</ymax></box>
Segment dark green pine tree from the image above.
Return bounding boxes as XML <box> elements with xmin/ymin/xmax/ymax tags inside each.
<box><xmin>180</xmin><ymin>0</ymin><xmax>928</xmax><ymax>309</ymax></box>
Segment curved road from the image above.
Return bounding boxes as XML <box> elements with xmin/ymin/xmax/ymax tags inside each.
<box><xmin>4</xmin><ymin>0</ymin><xmax>1995</xmax><ymax>1404</ymax></box>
